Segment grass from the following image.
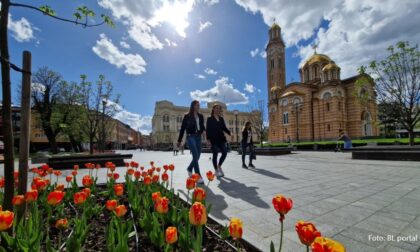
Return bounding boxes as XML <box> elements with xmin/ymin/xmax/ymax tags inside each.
<box><xmin>264</xmin><ymin>138</ymin><xmax>420</xmax><ymax>147</ymax></box>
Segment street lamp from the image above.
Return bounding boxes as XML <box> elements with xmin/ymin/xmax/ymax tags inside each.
<box><xmin>234</xmin><ymin>110</ymin><xmax>239</xmax><ymax>147</ymax></box>
<box><xmin>101</xmin><ymin>98</ymin><xmax>107</xmax><ymax>152</ymax></box>
<box><xmin>291</xmin><ymin>101</ymin><xmax>303</xmax><ymax>143</ymax></box>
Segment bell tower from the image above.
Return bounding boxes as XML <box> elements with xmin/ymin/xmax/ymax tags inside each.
<box><xmin>266</xmin><ymin>23</ymin><xmax>286</xmax><ymax>102</ymax></box>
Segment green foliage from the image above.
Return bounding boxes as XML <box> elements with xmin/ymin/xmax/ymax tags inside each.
<box><xmin>106</xmin><ymin>216</ymin><xmax>133</xmax><ymax>252</ymax></box>
<box><xmin>39</xmin><ymin>5</ymin><xmax>56</xmax><ymax>16</ymax></box>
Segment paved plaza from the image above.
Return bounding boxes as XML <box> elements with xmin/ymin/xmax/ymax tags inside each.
<box><xmin>3</xmin><ymin>150</ymin><xmax>420</xmax><ymax>251</ymax></box>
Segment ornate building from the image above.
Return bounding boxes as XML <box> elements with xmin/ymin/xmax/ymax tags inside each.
<box><xmin>152</xmin><ymin>101</ymin><xmax>260</xmax><ymax>145</ymax></box>
<box><xmin>267</xmin><ymin>23</ymin><xmax>378</xmax><ymax>143</ymax></box>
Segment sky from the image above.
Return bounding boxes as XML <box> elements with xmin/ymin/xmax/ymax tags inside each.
<box><xmin>3</xmin><ymin>0</ymin><xmax>420</xmax><ymax>134</ymax></box>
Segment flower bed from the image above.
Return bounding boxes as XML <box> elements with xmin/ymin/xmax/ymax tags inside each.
<box><xmin>0</xmin><ymin>161</ymin><xmax>347</xmax><ymax>252</ymax></box>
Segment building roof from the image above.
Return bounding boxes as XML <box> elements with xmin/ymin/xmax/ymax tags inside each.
<box><xmin>322</xmin><ymin>62</ymin><xmax>340</xmax><ymax>71</ymax></box>
<box><xmin>270</xmin><ymin>86</ymin><xmax>282</xmax><ymax>92</ymax></box>
<box><xmin>303</xmin><ymin>53</ymin><xmax>331</xmax><ymax>66</ymax></box>
<box><xmin>271</xmin><ymin>22</ymin><xmax>280</xmax><ymax>29</ymax></box>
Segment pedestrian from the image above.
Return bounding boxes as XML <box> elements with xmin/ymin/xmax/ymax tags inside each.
<box><xmin>180</xmin><ymin>142</ymin><xmax>185</xmax><ymax>155</ymax></box>
<box><xmin>177</xmin><ymin>100</ymin><xmax>205</xmax><ymax>183</ymax></box>
<box><xmin>173</xmin><ymin>142</ymin><xmax>179</xmax><ymax>156</ymax></box>
<box><xmin>241</xmin><ymin>121</ymin><xmax>255</xmax><ymax>168</ymax></box>
<box><xmin>206</xmin><ymin>104</ymin><xmax>231</xmax><ymax>177</ymax></box>
<box><xmin>338</xmin><ymin>129</ymin><xmax>353</xmax><ymax>149</ymax></box>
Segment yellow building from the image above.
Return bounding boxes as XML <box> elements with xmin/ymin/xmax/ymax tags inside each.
<box><xmin>267</xmin><ymin>23</ymin><xmax>378</xmax><ymax>143</ymax></box>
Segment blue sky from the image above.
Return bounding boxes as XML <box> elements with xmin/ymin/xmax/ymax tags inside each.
<box><xmin>4</xmin><ymin>0</ymin><xmax>420</xmax><ymax>134</ymax></box>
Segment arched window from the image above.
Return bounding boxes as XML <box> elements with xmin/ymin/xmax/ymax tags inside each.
<box><xmin>304</xmin><ymin>69</ymin><xmax>309</xmax><ymax>82</ymax></box>
<box><xmin>313</xmin><ymin>65</ymin><xmax>319</xmax><ymax>79</ymax></box>
<box><xmin>281</xmin><ymin>99</ymin><xmax>288</xmax><ymax>107</ymax></box>
<box><xmin>283</xmin><ymin>112</ymin><xmax>289</xmax><ymax>125</ymax></box>
<box><xmin>324</xmin><ymin>72</ymin><xmax>328</xmax><ymax>82</ymax></box>
<box><xmin>326</xmin><ymin>103</ymin><xmax>330</xmax><ymax>111</ymax></box>
<box><xmin>362</xmin><ymin>111</ymin><xmax>373</xmax><ymax>136</ymax></box>
<box><xmin>323</xmin><ymin>92</ymin><xmax>332</xmax><ymax>100</ymax></box>
<box><xmin>293</xmin><ymin>97</ymin><xmax>302</xmax><ymax>105</ymax></box>
<box><xmin>278</xmin><ymin>57</ymin><xmax>282</xmax><ymax>69</ymax></box>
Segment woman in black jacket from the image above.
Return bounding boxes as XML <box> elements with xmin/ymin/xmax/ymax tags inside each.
<box><xmin>177</xmin><ymin>100</ymin><xmax>205</xmax><ymax>183</ymax></box>
<box><xmin>206</xmin><ymin>104</ymin><xmax>231</xmax><ymax>177</ymax></box>
<box><xmin>241</xmin><ymin>121</ymin><xmax>255</xmax><ymax>168</ymax></box>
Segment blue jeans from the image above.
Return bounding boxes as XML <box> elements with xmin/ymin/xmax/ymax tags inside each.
<box><xmin>344</xmin><ymin>141</ymin><xmax>353</xmax><ymax>149</ymax></box>
<box><xmin>187</xmin><ymin>135</ymin><xmax>202</xmax><ymax>175</ymax></box>
<box><xmin>242</xmin><ymin>143</ymin><xmax>254</xmax><ymax>165</ymax></box>
<box><xmin>211</xmin><ymin>142</ymin><xmax>228</xmax><ymax>171</ymax></box>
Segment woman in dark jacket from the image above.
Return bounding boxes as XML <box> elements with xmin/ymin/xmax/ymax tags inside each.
<box><xmin>177</xmin><ymin>100</ymin><xmax>205</xmax><ymax>183</ymax></box>
<box><xmin>241</xmin><ymin>121</ymin><xmax>255</xmax><ymax>168</ymax></box>
<box><xmin>206</xmin><ymin>104</ymin><xmax>231</xmax><ymax>177</ymax></box>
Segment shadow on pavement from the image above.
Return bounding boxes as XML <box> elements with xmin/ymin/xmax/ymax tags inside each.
<box><xmin>218</xmin><ymin>176</ymin><xmax>270</xmax><ymax>209</ymax></box>
<box><xmin>246</xmin><ymin>166</ymin><xmax>290</xmax><ymax>180</ymax></box>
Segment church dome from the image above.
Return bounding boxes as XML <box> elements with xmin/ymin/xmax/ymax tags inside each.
<box><xmin>270</xmin><ymin>86</ymin><xmax>281</xmax><ymax>92</ymax></box>
<box><xmin>303</xmin><ymin>53</ymin><xmax>331</xmax><ymax>66</ymax></box>
<box><xmin>322</xmin><ymin>62</ymin><xmax>340</xmax><ymax>71</ymax></box>
<box><xmin>271</xmin><ymin>23</ymin><xmax>280</xmax><ymax>30</ymax></box>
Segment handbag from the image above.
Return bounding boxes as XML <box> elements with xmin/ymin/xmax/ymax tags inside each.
<box><xmin>250</xmin><ymin>146</ymin><xmax>256</xmax><ymax>160</ymax></box>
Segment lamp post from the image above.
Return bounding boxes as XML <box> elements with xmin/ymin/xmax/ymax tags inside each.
<box><xmin>234</xmin><ymin>110</ymin><xmax>239</xmax><ymax>147</ymax></box>
<box><xmin>292</xmin><ymin>101</ymin><xmax>303</xmax><ymax>143</ymax></box>
<box><xmin>101</xmin><ymin>99</ymin><xmax>107</xmax><ymax>152</ymax></box>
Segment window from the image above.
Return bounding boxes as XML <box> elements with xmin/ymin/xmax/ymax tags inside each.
<box><xmin>323</xmin><ymin>92</ymin><xmax>332</xmax><ymax>100</ymax></box>
<box><xmin>162</xmin><ymin>115</ymin><xmax>170</xmax><ymax>123</ymax></box>
<box><xmin>284</xmin><ymin>128</ymin><xmax>287</xmax><ymax>134</ymax></box>
<box><xmin>282</xmin><ymin>99</ymin><xmax>288</xmax><ymax>107</ymax></box>
<box><xmin>326</xmin><ymin>103</ymin><xmax>330</xmax><ymax>111</ymax></box>
<box><xmin>293</xmin><ymin>97</ymin><xmax>302</xmax><ymax>105</ymax></box>
<box><xmin>283</xmin><ymin>112</ymin><xmax>289</xmax><ymax>125</ymax></box>
<box><xmin>304</xmin><ymin>69</ymin><xmax>309</xmax><ymax>82</ymax></box>
<box><xmin>313</xmin><ymin>65</ymin><xmax>319</xmax><ymax>78</ymax></box>
<box><xmin>278</xmin><ymin>57</ymin><xmax>282</xmax><ymax>69</ymax></box>
<box><xmin>270</xmin><ymin>59</ymin><xmax>274</xmax><ymax>69</ymax></box>
<box><xmin>323</xmin><ymin>72</ymin><xmax>328</xmax><ymax>82</ymax></box>
<box><xmin>327</xmin><ymin>124</ymin><xmax>331</xmax><ymax>131</ymax></box>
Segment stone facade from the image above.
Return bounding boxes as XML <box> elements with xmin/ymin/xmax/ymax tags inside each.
<box><xmin>267</xmin><ymin>24</ymin><xmax>378</xmax><ymax>143</ymax></box>
<box><xmin>152</xmin><ymin>101</ymin><xmax>260</xmax><ymax>145</ymax></box>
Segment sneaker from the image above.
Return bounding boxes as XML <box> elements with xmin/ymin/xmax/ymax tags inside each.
<box><xmin>249</xmin><ymin>163</ymin><xmax>255</xmax><ymax>168</ymax></box>
<box><xmin>188</xmin><ymin>171</ymin><xmax>192</xmax><ymax>177</ymax></box>
<box><xmin>242</xmin><ymin>164</ymin><xmax>248</xmax><ymax>169</ymax></box>
<box><xmin>216</xmin><ymin>170</ymin><xmax>223</xmax><ymax>177</ymax></box>
<box><xmin>197</xmin><ymin>178</ymin><xmax>205</xmax><ymax>184</ymax></box>
<box><xmin>219</xmin><ymin>168</ymin><xmax>225</xmax><ymax>177</ymax></box>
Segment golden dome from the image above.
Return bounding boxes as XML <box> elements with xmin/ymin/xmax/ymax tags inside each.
<box><xmin>270</xmin><ymin>86</ymin><xmax>281</xmax><ymax>92</ymax></box>
<box><xmin>322</xmin><ymin>62</ymin><xmax>340</xmax><ymax>71</ymax></box>
<box><xmin>271</xmin><ymin>23</ymin><xmax>280</xmax><ymax>29</ymax></box>
<box><xmin>303</xmin><ymin>54</ymin><xmax>331</xmax><ymax>66</ymax></box>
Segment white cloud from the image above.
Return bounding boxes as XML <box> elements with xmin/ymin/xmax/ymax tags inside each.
<box><xmin>164</xmin><ymin>38</ymin><xmax>178</xmax><ymax>47</ymax></box>
<box><xmin>98</xmin><ymin>0</ymin><xmax>194</xmax><ymax>50</ymax></box>
<box><xmin>204</xmin><ymin>67</ymin><xmax>217</xmax><ymax>75</ymax></box>
<box><xmin>259</xmin><ymin>51</ymin><xmax>267</xmax><ymax>58</ymax></box>
<box><xmin>244</xmin><ymin>83</ymin><xmax>256</xmax><ymax>93</ymax></box>
<box><xmin>119</xmin><ymin>41</ymin><xmax>131</xmax><ymax>49</ymax></box>
<box><xmin>216</xmin><ymin>58</ymin><xmax>223</xmax><ymax>64</ymax></box>
<box><xmin>92</xmin><ymin>33</ymin><xmax>147</xmax><ymax>75</ymax></box>
<box><xmin>194</xmin><ymin>57</ymin><xmax>202</xmax><ymax>64</ymax></box>
<box><xmin>110</xmin><ymin>101</ymin><xmax>152</xmax><ymax>134</ymax></box>
<box><xmin>190</xmin><ymin>76</ymin><xmax>249</xmax><ymax>105</ymax></box>
<box><xmin>202</xmin><ymin>0</ymin><xmax>219</xmax><ymax>5</ymax></box>
<box><xmin>250</xmin><ymin>48</ymin><xmax>259</xmax><ymax>57</ymax></box>
<box><xmin>176</xmin><ymin>87</ymin><xmax>184</xmax><ymax>95</ymax></box>
<box><xmin>234</xmin><ymin>0</ymin><xmax>420</xmax><ymax>78</ymax></box>
<box><xmin>194</xmin><ymin>74</ymin><xmax>206</xmax><ymax>79</ymax></box>
<box><xmin>31</xmin><ymin>82</ymin><xmax>45</xmax><ymax>94</ymax></box>
<box><xmin>8</xmin><ymin>14</ymin><xmax>35</xmax><ymax>42</ymax></box>
<box><xmin>199</xmin><ymin>21</ymin><xmax>212</xmax><ymax>32</ymax></box>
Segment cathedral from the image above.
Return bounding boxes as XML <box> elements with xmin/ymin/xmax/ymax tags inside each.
<box><xmin>266</xmin><ymin>23</ymin><xmax>378</xmax><ymax>143</ymax></box>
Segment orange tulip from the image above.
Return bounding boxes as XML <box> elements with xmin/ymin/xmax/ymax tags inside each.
<box><xmin>189</xmin><ymin>202</ymin><xmax>207</xmax><ymax>226</ymax></box>
<box><xmin>162</xmin><ymin>173</ymin><xmax>169</xmax><ymax>182</ymax></box>
<box><xmin>47</xmin><ymin>191</ymin><xmax>65</xmax><ymax>206</ymax></box>
<box><xmin>115</xmin><ymin>205</ymin><xmax>127</xmax><ymax>217</ymax></box>
<box><xmin>295</xmin><ymin>221</ymin><xmax>321</xmax><ymax>246</ymax></box>
<box><xmin>229</xmin><ymin>217</ymin><xmax>243</xmax><ymax>239</ymax></box>
<box><xmin>127</xmin><ymin>168</ymin><xmax>135</xmax><ymax>176</ymax></box>
<box><xmin>12</xmin><ymin>195</ymin><xmax>25</xmax><ymax>206</ymax></box>
<box><xmin>191</xmin><ymin>173</ymin><xmax>201</xmax><ymax>182</ymax></box>
<box><xmin>55</xmin><ymin>218</ymin><xmax>68</xmax><ymax>230</ymax></box>
<box><xmin>106</xmin><ymin>199</ymin><xmax>118</xmax><ymax>211</ymax></box>
<box><xmin>56</xmin><ymin>184</ymin><xmax>65</xmax><ymax>191</ymax></box>
<box><xmin>73</xmin><ymin>165</ymin><xmax>79</xmax><ymax>170</ymax></box>
<box><xmin>25</xmin><ymin>190</ymin><xmax>38</xmax><ymax>203</ymax></box>
<box><xmin>109</xmin><ymin>165</ymin><xmax>116</xmax><ymax>172</ymax></box>
<box><xmin>65</xmin><ymin>175</ymin><xmax>72</xmax><ymax>183</ymax></box>
<box><xmin>152</xmin><ymin>174</ymin><xmax>160</xmax><ymax>183</ymax></box>
<box><xmin>134</xmin><ymin>171</ymin><xmax>141</xmax><ymax>180</ymax></box>
<box><xmin>0</xmin><ymin>211</ymin><xmax>14</xmax><ymax>231</ymax></box>
<box><xmin>165</xmin><ymin>226</ymin><xmax>178</xmax><ymax>244</ymax></box>
<box><xmin>83</xmin><ymin>187</ymin><xmax>91</xmax><ymax>197</ymax></box>
<box><xmin>168</xmin><ymin>164</ymin><xmax>175</xmax><ymax>171</ymax></box>
<box><xmin>155</xmin><ymin>197</ymin><xmax>169</xmax><ymax>214</ymax></box>
<box><xmin>114</xmin><ymin>184</ymin><xmax>124</xmax><ymax>196</ymax></box>
<box><xmin>144</xmin><ymin>176</ymin><xmax>152</xmax><ymax>185</ymax></box>
<box><xmin>193</xmin><ymin>187</ymin><xmax>206</xmax><ymax>202</ymax></box>
<box><xmin>74</xmin><ymin>191</ymin><xmax>87</xmax><ymax>205</ymax></box>
<box><xmin>152</xmin><ymin>192</ymin><xmax>161</xmax><ymax>202</ymax></box>
<box><xmin>156</xmin><ymin>167</ymin><xmax>161</xmax><ymax>173</ymax></box>
<box><xmin>206</xmin><ymin>171</ymin><xmax>215</xmax><ymax>181</ymax></box>
<box><xmin>47</xmin><ymin>168</ymin><xmax>53</xmax><ymax>174</ymax></box>
<box><xmin>82</xmin><ymin>175</ymin><xmax>93</xmax><ymax>187</ymax></box>
<box><xmin>311</xmin><ymin>237</ymin><xmax>346</xmax><ymax>252</ymax></box>
<box><xmin>34</xmin><ymin>178</ymin><xmax>47</xmax><ymax>191</ymax></box>
<box><xmin>186</xmin><ymin>177</ymin><xmax>196</xmax><ymax>190</ymax></box>
<box><xmin>272</xmin><ymin>194</ymin><xmax>293</xmax><ymax>221</ymax></box>
<box><xmin>71</xmin><ymin>170</ymin><xmax>78</xmax><ymax>176</ymax></box>
<box><xmin>53</xmin><ymin>170</ymin><xmax>62</xmax><ymax>176</ymax></box>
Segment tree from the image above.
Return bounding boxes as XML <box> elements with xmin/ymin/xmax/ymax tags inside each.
<box><xmin>247</xmin><ymin>100</ymin><xmax>267</xmax><ymax>147</ymax></box>
<box><xmin>377</xmin><ymin>101</ymin><xmax>400</xmax><ymax>137</ymax></box>
<box><xmin>0</xmin><ymin>1</ymin><xmax>113</xmax><ymax>211</ymax></box>
<box><xmin>357</xmin><ymin>41</ymin><xmax>419</xmax><ymax>145</ymax></box>
<box><xmin>79</xmin><ymin>74</ymin><xmax>119</xmax><ymax>154</ymax></box>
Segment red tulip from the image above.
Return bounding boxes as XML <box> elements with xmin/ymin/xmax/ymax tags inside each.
<box><xmin>162</xmin><ymin>173</ymin><xmax>169</xmax><ymax>182</ymax></box>
<box><xmin>55</xmin><ymin>184</ymin><xmax>65</xmax><ymax>191</ymax></box>
<box><xmin>311</xmin><ymin>237</ymin><xmax>346</xmax><ymax>252</ymax></box>
<box><xmin>152</xmin><ymin>192</ymin><xmax>161</xmax><ymax>202</ymax></box>
<box><xmin>166</xmin><ymin>226</ymin><xmax>178</xmax><ymax>244</ymax></box>
<box><xmin>12</xmin><ymin>195</ymin><xmax>25</xmax><ymax>206</ymax></box>
<box><xmin>82</xmin><ymin>175</ymin><xmax>93</xmax><ymax>187</ymax></box>
<box><xmin>168</xmin><ymin>164</ymin><xmax>175</xmax><ymax>171</ymax></box>
<box><xmin>206</xmin><ymin>171</ymin><xmax>215</xmax><ymax>181</ymax></box>
<box><xmin>114</xmin><ymin>184</ymin><xmax>124</xmax><ymax>196</ymax></box>
<box><xmin>295</xmin><ymin>221</ymin><xmax>321</xmax><ymax>246</ymax></box>
<box><xmin>47</xmin><ymin>191</ymin><xmax>65</xmax><ymax>206</ymax></box>
<box><xmin>144</xmin><ymin>176</ymin><xmax>152</xmax><ymax>185</ymax></box>
<box><xmin>134</xmin><ymin>171</ymin><xmax>141</xmax><ymax>180</ymax></box>
<box><xmin>106</xmin><ymin>199</ymin><xmax>118</xmax><ymax>211</ymax></box>
<box><xmin>155</xmin><ymin>197</ymin><xmax>169</xmax><ymax>214</ymax></box>
<box><xmin>272</xmin><ymin>194</ymin><xmax>293</xmax><ymax>221</ymax></box>
<box><xmin>25</xmin><ymin>190</ymin><xmax>38</xmax><ymax>203</ymax></box>
<box><xmin>186</xmin><ymin>177</ymin><xmax>196</xmax><ymax>190</ymax></box>
<box><xmin>66</xmin><ymin>175</ymin><xmax>72</xmax><ymax>183</ymax></box>
<box><xmin>193</xmin><ymin>187</ymin><xmax>206</xmax><ymax>202</ymax></box>
<box><xmin>189</xmin><ymin>202</ymin><xmax>207</xmax><ymax>226</ymax></box>
<box><xmin>55</xmin><ymin>218</ymin><xmax>68</xmax><ymax>230</ymax></box>
<box><xmin>74</xmin><ymin>191</ymin><xmax>87</xmax><ymax>205</ymax></box>
<box><xmin>53</xmin><ymin>170</ymin><xmax>62</xmax><ymax>176</ymax></box>
<box><xmin>0</xmin><ymin>211</ymin><xmax>14</xmax><ymax>231</ymax></box>
<box><xmin>115</xmin><ymin>205</ymin><xmax>127</xmax><ymax>217</ymax></box>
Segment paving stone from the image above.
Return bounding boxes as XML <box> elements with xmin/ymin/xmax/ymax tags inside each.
<box><xmin>332</xmin><ymin>234</ymin><xmax>377</xmax><ymax>252</ymax></box>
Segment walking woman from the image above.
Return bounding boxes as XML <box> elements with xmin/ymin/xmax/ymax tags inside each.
<box><xmin>177</xmin><ymin>100</ymin><xmax>205</xmax><ymax>183</ymax></box>
<box><xmin>241</xmin><ymin>121</ymin><xmax>255</xmax><ymax>168</ymax></box>
<box><xmin>206</xmin><ymin>104</ymin><xmax>231</xmax><ymax>177</ymax></box>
